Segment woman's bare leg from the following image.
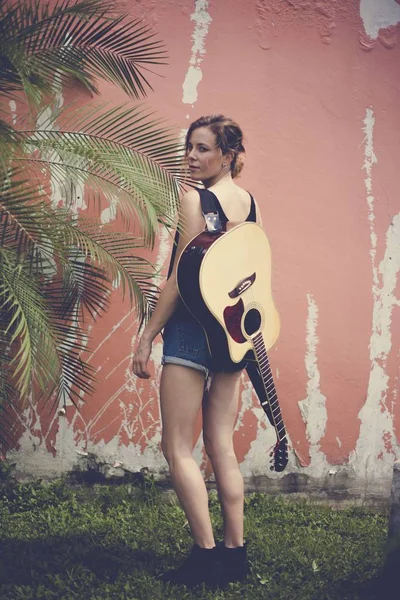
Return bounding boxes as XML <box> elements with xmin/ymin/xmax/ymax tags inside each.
<box><xmin>202</xmin><ymin>371</ymin><xmax>244</xmax><ymax>548</ymax></box>
<box><xmin>160</xmin><ymin>364</ymin><xmax>215</xmax><ymax>548</ymax></box>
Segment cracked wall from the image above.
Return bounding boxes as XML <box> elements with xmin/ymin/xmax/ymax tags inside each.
<box><xmin>4</xmin><ymin>0</ymin><xmax>400</xmax><ymax>503</ymax></box>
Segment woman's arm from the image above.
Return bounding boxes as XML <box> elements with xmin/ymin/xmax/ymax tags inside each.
<box><xmin>132</xmin><ymin>189</ymin><xmax>205</xmax><ymax>378</ymax></box>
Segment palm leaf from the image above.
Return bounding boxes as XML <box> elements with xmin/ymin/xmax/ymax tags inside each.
<box><xmin>0</xmin><ymin>323</ymin><xmax>18</xmax><ymax>448</ymax></box>
<box><xmin>0</xmin><ymin>245</ymin><xmax>97</xmax><ymax>410</ymax></box>
<box><xmin>0</xmin><ymin>173</ymin><xmax>163</xmax><ymax>324</ymax></box>
<box><xmin>0</xmin><ymin>0</ymin><xmax>167</xmax><ymax>102</ymax></box>
<box><xmin>0</xmin><ymin>246</ymin><xmax>61</xmax><ymax>398</ymax></box>
<box><xmin>70</xmin><ymin>221</ymin><xmax>162</xmax><ymax>326</ymax></box>
<box><xmin>0</xmin><ymin>1</ymin><xmax>185</xmax><ymax>432</ymax></box>
<box><xmin>13</xmin><ymin>104</ymin><xmax>184</xmax><ymax>245</ymax></box>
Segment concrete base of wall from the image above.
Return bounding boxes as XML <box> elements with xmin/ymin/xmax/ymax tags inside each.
<box><xmin>6</xmin><ymin>449</ymin><xmax>392</xmax><ymax>511</ymax></box>
<box><xmin>241</xmin><ymin>472</ymin><xmax>391</xmax><ymax>510</ymax></box>
<box><xmin>158</xmin><ymin>472</ymin><xmax>391</xmax><ymax>510</ymax></box>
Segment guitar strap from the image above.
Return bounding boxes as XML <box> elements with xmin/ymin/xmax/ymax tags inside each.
<box><xmin>197</xmin><ymin>189</ymin><xmax>275</xmax><ymax>428</ymax></box>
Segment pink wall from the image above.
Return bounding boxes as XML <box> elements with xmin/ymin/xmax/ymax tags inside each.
<box><xmin>5</xmin><ymin>0</ymin><xmax>400</xmax><ymax>502</ymax></box>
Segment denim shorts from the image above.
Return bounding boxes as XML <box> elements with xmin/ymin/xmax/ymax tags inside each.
<box><xmin>162</xmin><ymin>309</ymin><xmax>212</xmax><ymax>378</ymax></box>
<box><xmin>161</xmin><ymin>307</ymin><xmax>248</xmax><ymax>377</ymax></box>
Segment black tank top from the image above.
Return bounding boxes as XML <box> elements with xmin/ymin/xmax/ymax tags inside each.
<box><xmin>167</xmin><ymin>189</ymin><xmax>257</xmax><ymax>279</ymax></box>
<box><xmin>209</xmin><ymin>190</ymin><xmax>257</xmax><ymax>226</ymax></box>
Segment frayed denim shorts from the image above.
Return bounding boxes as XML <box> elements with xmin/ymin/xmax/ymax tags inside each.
<box><xmin>162</xmin><ymin>308</ymin><xmax>212</xmax><ymax>378</ymax></box>
<box><xmin>162</xmin><ymin>306</ymin><xmax>248</xmax><ymax>377</ymax></box>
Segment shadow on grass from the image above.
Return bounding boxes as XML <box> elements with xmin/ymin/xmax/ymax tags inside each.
<box><xmin>0</xmin><ymin>537</ymin><xmax>390</xmax><ymax>600</ymax></box>
<box><xmin>0</xmin><ymin>534</ymin><xmax>163</xmax><ymax>585</ymax></box>
<box><xmin>330</xmin><ymin>556</ymin><xmax>399</xmax><ymax>600</ymax></box>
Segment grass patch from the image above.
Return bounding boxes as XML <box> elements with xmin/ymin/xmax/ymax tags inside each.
<box><xmin>0</xmin><ymin>477</ymin><xmax>388</xmax><ymax>599</ymax></box>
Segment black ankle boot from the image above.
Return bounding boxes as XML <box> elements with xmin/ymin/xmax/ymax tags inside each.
<box><xmin>216</xmin><ymin>542</ymin><xmax>249</xmax><ymax>584</ymax></box>
<box><xmin>160</xmin><ymin>544</ymin><xmax>216</xmax><ymax>587</ymax></box>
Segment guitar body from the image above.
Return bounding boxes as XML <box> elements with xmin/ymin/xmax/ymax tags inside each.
<box><xmin>177</xmin><ymin>222</ymin><xmax>280</xmax><ymax>365</ymax></box>
<box><xmin>176</xmin><ymin>230</ymin><xmax>236</xmax><ymax>369</ymax></box>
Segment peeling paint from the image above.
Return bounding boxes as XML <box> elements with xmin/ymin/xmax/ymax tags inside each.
<box><xmin>297</xmin><ymin>294</ymin><xmax>328</xmax><ymax>475</ymax></box>
<box><xmin>3</xmin><ymin>0</ymin><xmax>400</xmax><ymax>500</ymax></box>
<box><xmin>350</xmin><ymin>109</ymin><xmax>400</xmax><ymax>481</ymax></box>
<box><xmin>360</xmin><ymin>0</ymin><xmax>400</xmax><ymax>39</ymax></box>
<box><xmin>101</xmin><ymin>200</ymin><xmax>117</xmax><ymax>224</ymax></box>
<box><xmin>8</xmin><ymin>413</ymin><xmax>165</xmax><ymax>480</ymax></box>
<box><xmin>240</xmin><ymin>377</ymin><xmax>283</xmax><ymax>478</ymax></box>
<box><xmin>256</xmin><ymin>0</ymin><xmax>338</xmax><ymax>46</ymax></box>
<box><xmin>298</xmin><ymin>294</ymin><xmax>327</xmax><ymax>443</ymax></box>
<box><xmin>362</xmin><ymin>109</ymin><xmax>379</xmax><ymax>284</ymax></box>
<box><xmin>182</xmin><ymin>0</ymin><xmax>212</xmax><ymax>104</ymax></box>
<box><xmin>9</xmin><ymin>100</ymin><xmax>17</xmax><ymax>125</ymax></box>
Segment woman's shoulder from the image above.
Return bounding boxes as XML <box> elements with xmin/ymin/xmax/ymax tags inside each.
<box><xmin>180</xmin><ymin>187</ymin><xmax>201</xmax><ymax>206</ymax></box>
<box><xmin>179</xmin><ymin>188</ymin><xmax>204</xmax><ymax>225</ymax></box>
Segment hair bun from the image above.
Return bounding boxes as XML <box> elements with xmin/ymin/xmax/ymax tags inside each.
<box><xmin>232</xmin><ymin>152</ymin><xmax>244</xmax><ymax>178</ymax></box>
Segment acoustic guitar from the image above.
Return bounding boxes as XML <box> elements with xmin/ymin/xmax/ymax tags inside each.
<box><xmin>177</xmin><ymin>221</ymin><xmax>288</xmax><ymax>472</ymax></box>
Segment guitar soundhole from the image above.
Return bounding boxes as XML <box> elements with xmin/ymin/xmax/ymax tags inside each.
<box><xmin>243</xmin><ymin>308</ymin><xmax>262</xmax><ymax>336</ymax></box>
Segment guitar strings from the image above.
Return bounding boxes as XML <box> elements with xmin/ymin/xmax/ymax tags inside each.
<box><xmin>243</xmin><ymin>286</ymin><xmax>283</xmax><ymax>439</ymax></box>
<box><xmin>238</xmin><ymin>250</ymin><xmax>287</xmax><ymax>468</ymax></box>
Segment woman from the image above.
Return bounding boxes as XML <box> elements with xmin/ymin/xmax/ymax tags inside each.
<box><xmin>132</xmin><ymin>115</ymin><xmax>261</xmax><ymax>587</ymax></box>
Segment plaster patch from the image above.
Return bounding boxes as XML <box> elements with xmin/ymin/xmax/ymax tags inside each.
<box><xmin>240</xmin><ymin>377</ymin><xmax>284</xmax><ymax>478</ymax></box>
<box><xmin>350</xmin><ymin>109</ymin><xmax>400</xmax><ymax>480</ymax></box>
<box><xmin>362</xmin><ymin>109</ymin><xmax>379</xmax><ymax>285</ymax></box>
<box><xmin>182</xmin><ymin>0</ymin><xmax>212</xmax><ymax>104</ymax></box>
<box><xmin>8</xmin><ymin>413</ymin><xmax>165</xmax><ymax>479</ymax></box>
<box><xmin>9</xmin><ymin>100</ymin><xmax>17</xmax><ymax>125</ymax></box>
<box><xmin>297</xmin><ymin>294</ymin><xmax>329</xmax><ymax>476</ymax></box>
<box><xmin>101</xmin><ymin>199</ymin><xmax>117</xmax><ymax>224</ymax></box>
<box><xmin>360</xmin><ymin>0</ymin><xmax>400</xmax><ymax>39</ymax></box>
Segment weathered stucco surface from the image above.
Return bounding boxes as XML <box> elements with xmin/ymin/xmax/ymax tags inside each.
<box><xmin>4</xmin><ymin>0</ymin><xmax>400</xmax><ymax>504</ymax></box>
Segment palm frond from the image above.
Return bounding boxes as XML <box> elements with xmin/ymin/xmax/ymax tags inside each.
<box><xmin>0</xmin><ymin>0</ymin><xmax>167</xmax><ymax>103</ymax></box>
<box><xmin>13</xmin><ymin>104</ymin><xmax>183</xmax><ymax>245</ymax></box>
<box><xmin>0</xmin><ymin>327</ymin><xmax>19</xmax><ymax>449</ymax></box>
<box><xmin>46</xmin><ymin>316</ymin><xmax>97</xmax><ymax>408</ymax></box>
<box><xmin>0</xmin><ymin>1</ymin><xmax>184</xmax><ymax>433</ymax></box>
<box><xmin>72</xmin><ymin>222</ymin><xmax>161</xmax><ymax>326</ymax></box>
<box><xmin>0</xmin><ymin>246</ymin><xmax>61</xmax><ymax>398</ymax></box>
<box><xmin>0</xmin><ymin>174</ymin><xmax>69</xmax><ymax>266</ymax></box>
<box><xmin>0</xmin><ymin>246</ymin><xmax>97</xmax><ymax>410</ymax></box>
<box><xmin>46</xmin><ymin>255</ymin><xmax>110</xmax><ymax>320</ymax></box>
<box><xmin>0</xmin><ymin>173</ymin><xmax>161</xmax><ymax>324</ymax></box>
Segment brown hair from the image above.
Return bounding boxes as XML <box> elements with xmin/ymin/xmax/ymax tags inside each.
<box><xmin>185</xmin><ymin>115</ymin><xmax>245</xmax><ymax>178</ymax></box>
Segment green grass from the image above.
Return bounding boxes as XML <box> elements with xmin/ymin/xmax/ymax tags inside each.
<box><xmin>0</xmin><ymin>477</ymin><xmax>388</xmax><ymax>600</ymax></box>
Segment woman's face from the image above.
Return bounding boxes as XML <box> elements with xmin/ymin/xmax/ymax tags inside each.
<box><xmin>186</xmin><ymin>126</ymin><xmax>228</xmax><ymax>184</ymax></box>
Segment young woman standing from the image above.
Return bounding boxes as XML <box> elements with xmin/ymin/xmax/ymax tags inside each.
<box><xmin>132</xmin><ymin>115</ymin><xmax>261</xmax><ymax>587</ymax></box>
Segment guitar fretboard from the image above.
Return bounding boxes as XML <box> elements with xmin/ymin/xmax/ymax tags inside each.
<box><xmin>252</xmin><ymin>332</ymin><xmax>286</xmax><ymax>442</ymax></box>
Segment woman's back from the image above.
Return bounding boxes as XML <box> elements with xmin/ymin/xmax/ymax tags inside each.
<box><xmin>207</xmin><ymin>182</ymin><xmax>254</xmax><ymax>223</ymax></box>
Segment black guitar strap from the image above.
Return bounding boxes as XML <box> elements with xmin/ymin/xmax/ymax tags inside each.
<box><xmin>167</xmin><ymin>188</ymin><xmax>223</xmax><ymax>279</ymax></box>
<box><xmin>198</xmin><ymin>189</ymin><xmax>275</xmax><ymax>428</ymax></box>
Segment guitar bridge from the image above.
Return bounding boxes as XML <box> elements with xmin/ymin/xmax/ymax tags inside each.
<box><xmin>228</xmin><ymin>272</ymin><xmax>256</xmax><ymax>298</ymax></box>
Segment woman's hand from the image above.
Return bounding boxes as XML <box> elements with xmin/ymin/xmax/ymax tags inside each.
<box><xmin>132</xmin><ymin>337</ymin><xmax>152</xmax><ymax>379</ymax></box>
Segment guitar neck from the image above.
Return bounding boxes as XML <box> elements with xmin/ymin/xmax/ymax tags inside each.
<box><xmin>252</xmin><ymin>332</ymin><xmax>286</xmax><ymax>442</ymax></box>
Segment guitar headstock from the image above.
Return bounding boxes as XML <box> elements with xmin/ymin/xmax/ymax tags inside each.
<box><xmin>270</xmin><ymin>438</ymin><xmax>288</xmax><ymax>472</ymax></box>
